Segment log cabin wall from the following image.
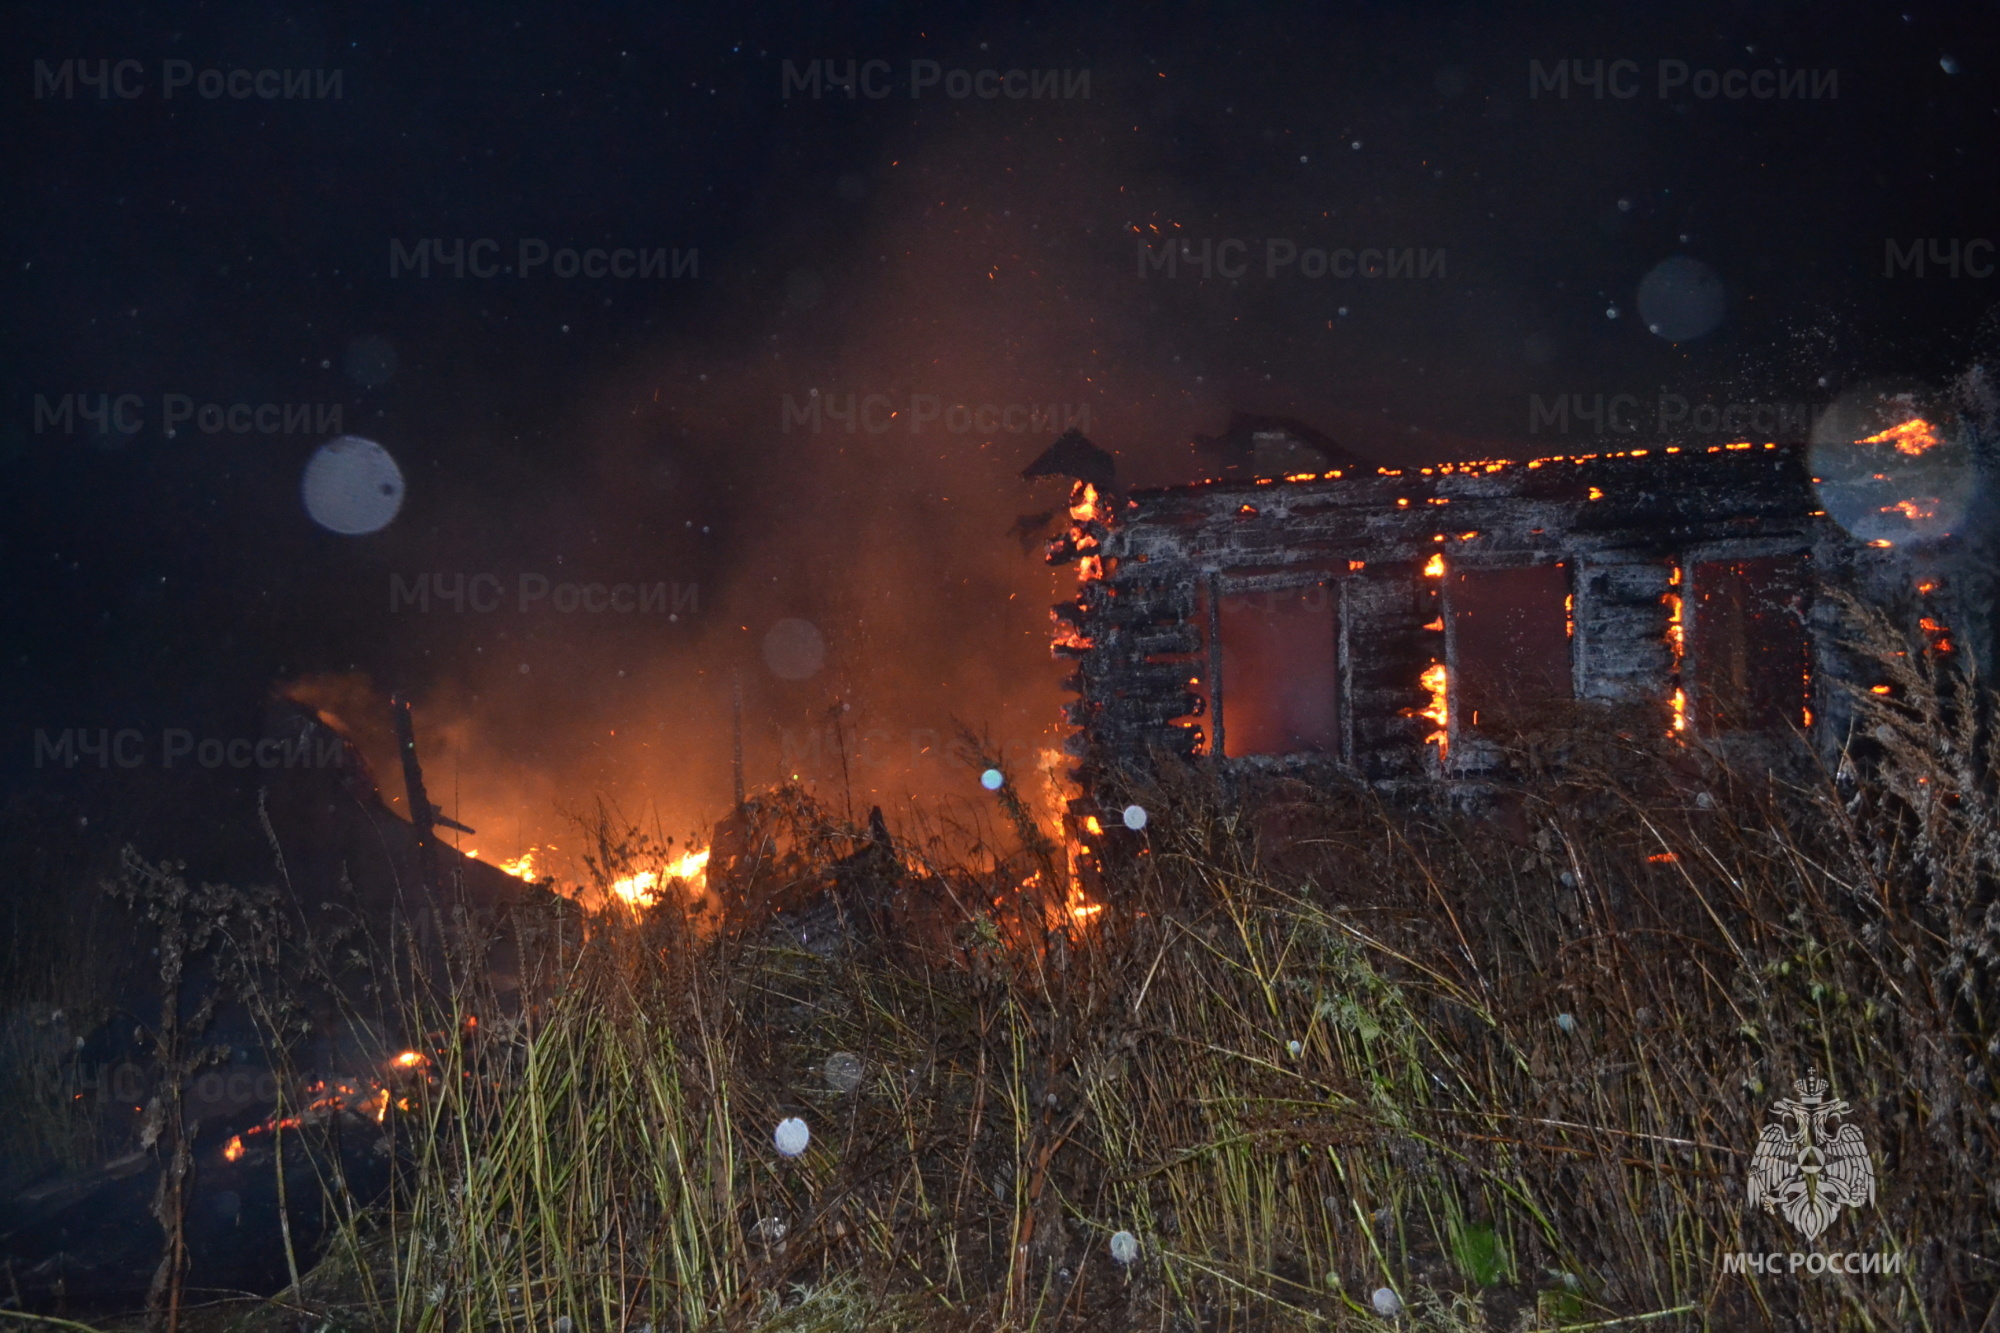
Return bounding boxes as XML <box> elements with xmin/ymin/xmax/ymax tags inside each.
<box><xmin>1054</xmin><ymin>442</ymin><xmax>1910</xmax><ymax>788</ymax></box>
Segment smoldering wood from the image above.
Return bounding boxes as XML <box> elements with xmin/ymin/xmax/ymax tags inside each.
<box><xmin>1047</xmin><ymin>439</ymin><xmax>1941</xmax><ymax>792</ymax></box>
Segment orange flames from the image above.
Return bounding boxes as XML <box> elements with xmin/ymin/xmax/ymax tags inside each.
<box><xmin>1011</xmin><ymin>865</ymin><xmax>1106</xmax><ymax>939</ymax></box>
<box><xmin>220</xmin><ymin>1050</ymin><xmax>428</xmax><ymax>1164</ymax></box>
<box><xmin>1051</xmin><ymin>621</ymin><xmax>1094</xmax><ymax>654</ymax></box>
<box><xmin>1419</xmin><ymin>663</ymin><xmax>1449</xmax><ymax>757</ymax></box>
<box><xmin>1066</xmin><ymin>482</ymin><xmax>1110</xmax><ymax>588</ymax></box>
<box><xmin>488</xmin><ymin>841</ymin><xmax>710</xmax><ymax>909</ymax></box>
<box><xmin>609</xmin><ymin>847</ymin><xmax>711</xmax><ymax>909</ymax></box>
<box><xmin>1069</xmin><ymin>483</ymin><xmax>1109</xmax><ymax>525</ymax></box>
<box><xmin>1410</xmin><ymin>550</ymin><xmax>1448</xmax><ymax>758</ymax></box>
<box><xmin>1062</xmin><ymin>878</ymin><xmax>1105</xmax><ymax>928</ymax></box>
<box><xmin>1030</xmin><ymin>483</ymin><xmax>1111</xmax><ymax>933</ymax></box>
<box><xmin>1858</xmin><ymin>417</ymin><xmax>1942</xmax><ymax>456</ymax></box>
<box><xmin>497</xmin><ymin>849</ymin><xmax>541</xmax><ymax>880</ymax></box>
<box><xmin>1879</xmin><ymin>498</ymin><xmax>1940</xmax><ymax>521</ymax></box>
<box><xmin>1666</xmin><ymin>567</ymin><xmax>1686</xmax><ymax>736</ymax></box>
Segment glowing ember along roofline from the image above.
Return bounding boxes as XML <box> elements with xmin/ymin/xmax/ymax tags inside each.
<box><xmin>1143</xmin><ymin>440</ymin><xmax>1794</xmax><ymax>497</ymax></box>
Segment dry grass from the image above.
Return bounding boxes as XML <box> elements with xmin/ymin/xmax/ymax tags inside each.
<box><xmin>325</xmin><ymin>605</ymin><xmax>1993</xmax><ymax>1332</ymax></box>
<box><xmin>24</xmin><ymin>599</ymin><xmax>2000</xmax><ymax>1332</ymax></box>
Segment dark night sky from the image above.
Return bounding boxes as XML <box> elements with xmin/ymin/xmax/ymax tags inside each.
<box><xmin>5</xmin><ymin>0</ymin><xmax>1997</xmax><ymax>871</ymax></box>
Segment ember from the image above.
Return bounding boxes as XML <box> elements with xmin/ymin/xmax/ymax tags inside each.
<box><xmin>218</xmin><ymin>1067</ymin><xmax>416</xmax><ymax>1168</ymax></box>
<box><xmin>1880</xmin><ymin>498</ymin><xmax>1940</xmax><ymax>520</ymax></box>
<box><xmin>1919</xmin><ymin>614</ymin><xmax>1955</xmax><ymax>655</ymax></box>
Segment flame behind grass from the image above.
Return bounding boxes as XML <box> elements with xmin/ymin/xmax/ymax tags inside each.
<box><xmin>253</xmin><ymin>600</ymin><xmax>1998</xmax><ymax>1332</ymax></box>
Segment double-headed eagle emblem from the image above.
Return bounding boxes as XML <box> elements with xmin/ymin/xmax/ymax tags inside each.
<box><xmin>1747</xmin><ymin>1069</ymin><xmax>1875</xmax><ymax>1242</ymax></box>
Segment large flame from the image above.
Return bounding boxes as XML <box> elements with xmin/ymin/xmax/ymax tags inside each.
<box><xmin>609</xmin><ymin>847</ymin><xmax>711</xmax><ymax>908</ymax></box>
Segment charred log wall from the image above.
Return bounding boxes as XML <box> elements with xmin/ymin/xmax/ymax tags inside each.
<box><xmin>1058</xmin><ymin>444</ymin><xmax>1911</xmax><ymax>787</ymax></box>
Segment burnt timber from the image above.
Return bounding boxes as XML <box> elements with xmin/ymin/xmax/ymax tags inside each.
<box><xmin>1049</xmin><ymin>439</ymin><xmax>1922</xmax><ymax>789</ymax></box>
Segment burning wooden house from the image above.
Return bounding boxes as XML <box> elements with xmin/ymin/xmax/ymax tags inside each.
<box><xmin>1037</xmin><ymin>421</ymin><xmax>1962</xmax><ymax>791</ymax></box>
